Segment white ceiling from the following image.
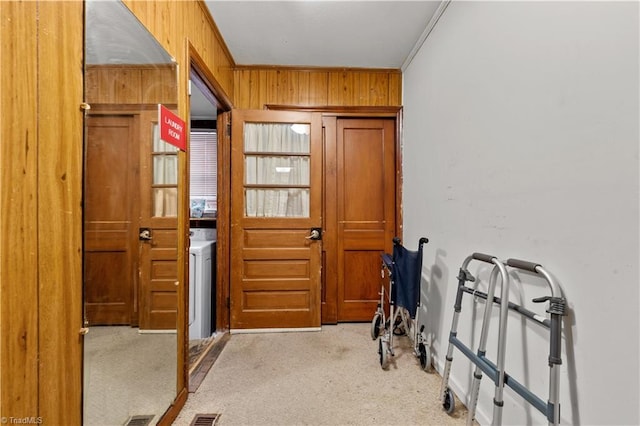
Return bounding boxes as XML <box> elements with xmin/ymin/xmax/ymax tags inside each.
<box><xmin>204</xmin><ymin>1</ymin><xmax>443</xmax><ymax>69</ymax></box>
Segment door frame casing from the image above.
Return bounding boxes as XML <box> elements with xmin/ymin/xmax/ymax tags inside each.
<box><xmin>266</xmin><ymin>105</ymin><xmax>403</xmax><ymax>324</ymax></box>
<box><xmin>187</xmin><ymin>41</ymin><xmax>234</xmax><ymax>331</ymax></box>
<box><xmin>154</xmin><ymin>42</ymin><xmax>235</xmax><ymax>425</ymax></box>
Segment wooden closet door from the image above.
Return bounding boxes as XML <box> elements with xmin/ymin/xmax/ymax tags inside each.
<box><xmin>334</xmin><ymin>118</ymin><xmax>397</xmax><ymax>321</ymax></box>
<box><xmin>84</xmin><ymin>114</ymin><xmax>139</xmax><ymax>325</ymax></box>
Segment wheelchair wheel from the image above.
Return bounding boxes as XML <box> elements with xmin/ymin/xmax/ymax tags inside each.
<box><xmin>443</xmin><ymin>387</ymin><xmax>455</xmax><ymax>414</ymax></box>
<box><xmin>418</xmin><ymin>342</ymin><xmax>432</xmax><ymax>371</ymax></box>
<box><xmin>378</xmin><ymin>338</ymin><xmax>389</xmax><ymax>369</ymax></box>
<box><xmin>371</xmin><ymin>312</ymin><xmax>382</xmax><ymax>340</ymax></box>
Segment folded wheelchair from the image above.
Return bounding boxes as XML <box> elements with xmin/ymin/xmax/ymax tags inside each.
<box><xmin>371</xmin><ymin>236</ymin><xmax>430</xmax><ymax>370</ymax></box>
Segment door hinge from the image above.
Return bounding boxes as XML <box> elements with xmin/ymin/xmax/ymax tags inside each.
<box><xmin>226</xmin><ymin>296</ymin><xmax>230</xmax><ymax>308</ymax></box>
<box><xmin>226</xmin><ymin>122</ymin><xmax>231</xmax><ymax>138</ymax></box>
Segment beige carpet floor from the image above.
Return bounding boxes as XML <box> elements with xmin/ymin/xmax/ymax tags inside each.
<box><xmin>84</xmin><ymin>326</ymin><xmax>177</xmax><ymax>426</ymax></box>
<box><xmin>174</xmin><ymin>323</ymin><xmax>473</xmax><ymax>426</ymax></box>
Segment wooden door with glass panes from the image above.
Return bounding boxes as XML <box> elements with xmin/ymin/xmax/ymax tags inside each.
<box><xmin>139</xmin><ymin>109</ymin><xmax>180</xmax><ymax>330</ymax></box>
<box><xmin>230</xmin><ymin>110</ymin><xmax>323</xmax><ymax>330</ymax></box>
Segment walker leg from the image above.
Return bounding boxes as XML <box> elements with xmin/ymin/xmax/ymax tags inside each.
<box><xmin>467</xmin><ymin>267</ymin><xmax>501</xmax><ymax>424</ymax></box>
<box><xmin>491</xmin><ymin>261</ymin><xmax>511</xmax><ymax>426</ymax></box>
<box><xmin>440</xmin><ymin>268</ymin><xmax>468</xmax><ymax>407</ymax></box>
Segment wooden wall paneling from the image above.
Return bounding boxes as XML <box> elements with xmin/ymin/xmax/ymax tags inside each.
<box><xmin>141</xmin><ymin>65</ymin><xmax>179</xmax><ymax>105</ymax></box>
<box><xmin>233</xmin><ymin>72</ymin><xmax>250</xmax><ymax>105</ymax></box>
<box><xmin>297</xmin><ymin>71</ymin><xmax>310</xmax><ymax>106</ymax></box>
<box><xmin>365</xmin><ymin>73</ymin><xmax>379</xmax><ymax>106</ymax></box>
<box><xmin>184</xmin><ymin>2</ymin><xmax>199</xmax><ymax>48</ymax></box>
<box><xmin>86</xmin><ymin>65</ymin><xmax>177</xmax><ymax>105</ymax></box>
<box><xmin>265</xmin><ymin>70</ymin><xmax>279</xmax><ymax>108</ymax></box>
<box><xmin>192</xmin><ymin>2</ymin><xmax>208</xmax><ymax>50</ymax></box>
<box><xmin>238</xmin><ymin>69</ymin><xmax>253</xmax><ymax>108</ymax></box>
<box><xmin>124</xmin><ymin>1</ymin><xmax>150</xmax><ymax>39</ymax></box>
<box><xmin>37</xmin><ymin>2</ymin><xmax>84</xmax><ymax>423</ymax></box>
<box><xmin>370</xmin><ymin>73</ymin><xmax>389</xmax><ymax>106</ymax></box>
<box><xmin>334</xmin><ymin>71</ymin><xmax>348</xmax><ymax>105</ymax></box>
<box><xmin>117</xmin><ymin>68</ymin><xmax>142</xmax><ymax>103</ymax></box>
<box><xmin>327</xmin><ymin>71</ymin><xmax>342</xmax><ymax>106</ymax></box>
<box><xmin>355</xmin><ymin>72</ymin><xmax>370</xmax><ymax>106</ymax></box>
<box><xmin>347</xmin><ymin>72</ymin><xmax>360</xmax><ymax>106</ymax></box>
<box><xmin>234</xmin><ymin>69</ymin><xmax>251</xmax><ymax>109</ymax></box>
<box><xmin>84</xmin><ymin>67</ymin><xmax>141</xmax><ymax>104</ymax></box>
<box><xmin>122</xmin><ymin>1</ymin><xmax>236</xmax><ymax>106</ymax></box>
<box><xmin>0</xmin><ymin>1</ymin><xmax>39</xmax><ymax>417</ymax></box>
<box><xmin>274</xmin><ymin>70</ymin><xmax>286</xmax><ymax>104</ymax></box>
<box><xmin>155</xmin><ymin>2</ymin><xmax>174</xmax><ymax>51</ymax></box>
<box><xmin>234</xmin><ymin>68</ymin><xmax>401</xmax><ymax>109</ymax></box>
<box><xmin>84</xmin><ymin>68</ymin><xmax>100</xmax><ymax>104</ymax></box>
<box><xmin>308</xmin><ymin>72</ymin><xmax>329</xmax><ymax>106</ymax></box>
<box><xmin>256</xmin><ymin>70</ymin><xmax>268</xmax><ymax>109</ymax></box>
<box><xmin>280</xmin><ymin>70</ymin><xmax>299</xmax><ymax>105</ymax></box>
<box><xmin>214</xmin><ymin>36</ymin><xmax>234</xmax><ymax>93</ymax></box>
<box><xmin>200</xmin><ymin>1</ymin><xmax>236</xmax><ymax>100</ymax></box>
<box><xmin>388</xmin><ymin>72</ymin><xmax>402</xmax><ymax>106</ymax></box>
<box><xmin>249</xmin><ymin>70</ymin><xmax>261</xmax><ymax>109</ymax></box>
<box><xmin>368</xmin><ymin>72</ymin><xmax>387</xmax><ymax>106</ymax></box>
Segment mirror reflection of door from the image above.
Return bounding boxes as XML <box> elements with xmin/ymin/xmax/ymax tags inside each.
<box><xmin>83</xmin><ymin>1</ymin><xmax>180</xmax><ymax>424</ymax></box>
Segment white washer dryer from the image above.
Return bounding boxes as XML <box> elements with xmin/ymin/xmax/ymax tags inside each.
<box><xmin>189</xmin><ymin>231</ymin><xmax>215</xmax><ymax>340</ymax></box>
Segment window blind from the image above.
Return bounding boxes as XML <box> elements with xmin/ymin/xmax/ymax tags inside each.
<box><xmin>190</xmin><ymin>130</ymin><xmax>217</xmax><ymax>212</ymax></box>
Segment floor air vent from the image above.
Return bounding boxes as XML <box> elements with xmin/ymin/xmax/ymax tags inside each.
<box><xmin>190</xmin><ymin>413</ymin><xmax>219</xmax><ymax>426</ymax></box>
<box><xmin>124</xmin><ymin>415</ymin><xmax>154</xmax><ymax>426</ymax></box>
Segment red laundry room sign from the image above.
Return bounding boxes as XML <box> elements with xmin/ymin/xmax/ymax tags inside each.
<box><xmin>158</xmin><ymin>104</ymin><xmax>186</xmax><ymax>151</ymax></box>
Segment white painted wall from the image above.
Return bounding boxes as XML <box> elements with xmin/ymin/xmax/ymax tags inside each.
<box><xmin>402</xmin><ymin>2</ymin><xmax>639</xmax><ymax>425</ymax></box>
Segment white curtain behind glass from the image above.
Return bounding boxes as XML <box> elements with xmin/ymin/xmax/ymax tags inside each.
<box><xmin>244</xmin><ymin>123</ymin><xmax>310</xmax><ymax>218</ymax></box>
<box><xmin>153</xmin><ymin>156</ymin><xmax>178</xmax><ymax>184</ymax></box>
<box><xmin>244</xmin><ymin>123</ymin><xmax>310</xmax><ymax>153</ymax></box>
<box><xmin>152</xmin><ymin>124</ymin><xmax>178</xmax><ymax>217</ymax></box>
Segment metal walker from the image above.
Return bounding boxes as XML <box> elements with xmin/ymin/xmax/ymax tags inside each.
<box><xmin>440</xmin><ymin>254</ymin><xmax>567</xmax><ymax>425</ymax></box>
<box><xmin>439</xmin><ymin>253</ymin><xmax>511</xmax><ymax>425</ymax></box>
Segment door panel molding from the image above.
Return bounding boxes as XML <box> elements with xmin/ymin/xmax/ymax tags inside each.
<box><xmin>84</xmin><ymin>114</ymin><xmax>139</xmax><ymax>326</ymax></box>
<box><xmin>230</xmin><ymin>110</ymin><xmax>323</xmax><ymax>330</ymax></box>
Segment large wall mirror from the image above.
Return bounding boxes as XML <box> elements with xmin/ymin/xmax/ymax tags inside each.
<box><xmin>83</xmin><ymin>0</ymin><xmax>181</xmax><ymax>424</ymax></box>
